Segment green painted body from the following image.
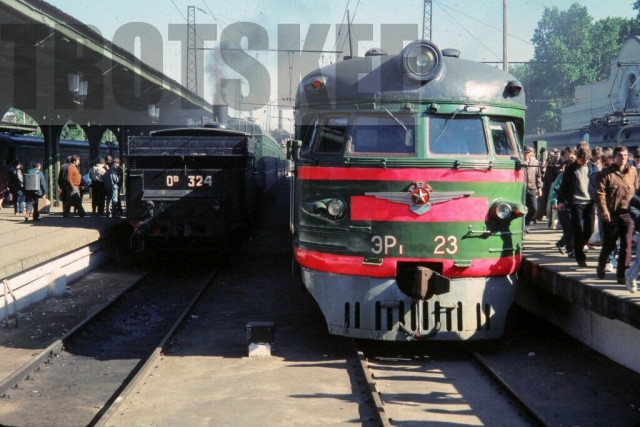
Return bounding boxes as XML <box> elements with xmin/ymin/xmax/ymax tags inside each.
<box><xmin>297</xmin><ymin>182</ymin><xmax>523</xmax><ymax>259</ymax></box>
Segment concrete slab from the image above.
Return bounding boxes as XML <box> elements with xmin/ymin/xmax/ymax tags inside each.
<box><xmin>520</xmin><ymin>222</ymin><xmax>640</xmax><ymax>373</ymax></box>
<box><xmin>0</xmin><ymin>198</ymin><xmax>126</xmax><ymax>319</ymax></box>
<box><xmin>106</xmin><ymin>180</ymin><xmax>376</xmax><ymax>426</ymax></box>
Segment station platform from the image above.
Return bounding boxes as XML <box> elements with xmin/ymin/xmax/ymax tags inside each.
<box><xmin>519</xmin><ymin>222</ymin><xmax>640</xmax><ymax>373</ymax></box>
<box><xmin>0</xmin><ymin>198</ymin><xmax>127</xmax><ymax>322</ymax></box>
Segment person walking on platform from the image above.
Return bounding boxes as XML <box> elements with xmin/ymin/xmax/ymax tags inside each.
<box><xmin>0</xmin><ymin>161</ymin><xmax>10</xmax><ymax>211</ymax></box>
<box><xmin>596</xmin><ymin>146</ymin><xmax>638</xmax><ymax>284</ymax></box>
<box><xmin>557</xmin><ymin>142</ymin><xmax>596</xmax><ymax>268</ymax></box>
<box><xmin>8</xmin><ymin>159</ymin><xmax>25</xmax><ymax>215</ymax></box>
<box><xmin>541</xmin><ymin>149</ymin><xmax>561</xmax><ymax>227</ymax></box>
<box><xmin>90</xmin><ymin>157</ymin><xmax>107</xmax><ymax>215</ymax></box>
<box><xmin>633</xmin><ymin>148</ymin><xmax>640</xmax><ymax>187</ymax></box>
<box><xmin>549</xmin><ymin>159</ymin><xmax>574</xmax><ymax>257</ymax></box>
<box><xmin>24</xmin><ymin>162</ymin><xmax>47</xmax><ymax>221</ymax></box>
<box><xmin>625</xmin><ymin>195</ymin><xmax>640</xmax><ymax>293</ymax></box>
<box><xmin>104</xmin><ymin>159</ymin><xmax>119</xmax><ymax>218</ymax></box>
<box><xmin>64</xmin><ymin>155</ymin><xmax>85</xmax><ymax>218</ymax></box>
<box><xmin>113</xmin><ymin>158</ymin><xmax>123</xmax><ymax>216</ymax></box>
<box><xmin>58</xmin><ymin>156</ymin><xmax>72</xmax><ymax>217</ymax></box>
<box><xmin>523</xmin><ymin>146</ymin><xmax>542</xmax><ymax>233</ymax></box>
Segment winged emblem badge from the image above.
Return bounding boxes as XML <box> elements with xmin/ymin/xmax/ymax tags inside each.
<box><xmin>365</xmin><ymin>181</ymin><xmax>474</xmax><ymax>215</ymax></box>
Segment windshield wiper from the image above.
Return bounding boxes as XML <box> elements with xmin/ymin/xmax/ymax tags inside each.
<box><xmin>380</xmin><ymin>106</ymin><xmax>412</xmax><ymax>147</ymax></box>
<box><xmin>431</xmin><ymin>106</ymin><xmax>464</xmax><ymax>148</ymax></box>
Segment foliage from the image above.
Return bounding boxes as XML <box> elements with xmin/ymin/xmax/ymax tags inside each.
<box><xmin>521</xmin><ymin>3</ymin><xmax>640</xmax><ymax>134</ymax></box>
<box><xmin>60</xmin><ymin>124</ymin><xmax>86</xmax><ymax>141</ymax></box>
<box><xmin>5</xmin><ymin>108</ymin><xmax>117</xmax><ymax>143</ymax></box>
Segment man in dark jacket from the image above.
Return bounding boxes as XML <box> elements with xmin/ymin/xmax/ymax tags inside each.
<box><xmin>596</xmin><ymin>146</ymin><xmax>638</xmax><ymax>285</ymax></box>
<box><xmin>523</xmin><ymin>146</ymin><xmax>542</xmax><ymax>232</ymax></box>
<box><xmin>57</xmin><ymin>155</ymin><xmax>72</xmax><ymax>216</ymax></box>
<box><xmin>8</xmin><ymin>159</ymin><xmax>25</xmax><ymax>215</ymax></box>
<box><xmin>557</xmin><ymin>142</ymin><xmax>595</xmax><ymax>268</ymax></box>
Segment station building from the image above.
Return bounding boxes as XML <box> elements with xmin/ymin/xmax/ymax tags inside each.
<box><xmin>561</xmin><ymin>36</ymin><xmax>640</xmax><ymax>130</ymax></box>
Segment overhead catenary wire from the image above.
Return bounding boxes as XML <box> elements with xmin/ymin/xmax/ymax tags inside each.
<box><xmin>433</xmin><ymin>0</ymin><xmax>533</xmax><ymax>47</ymax></box>
<box><xmin>333</xmin><ymin>0</ymin><xmax>351</xmax><ymax>60</ymax></box>
<box><xmin>433</xmin><ymin>1</ymin><xmax>501</xmax><ymax>62</ymax></box>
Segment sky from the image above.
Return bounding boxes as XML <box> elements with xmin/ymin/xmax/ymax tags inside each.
<box><xmin>47</xmin><ymin>0</ymin><xmax>638</xmax><ymax>130</ymax></box>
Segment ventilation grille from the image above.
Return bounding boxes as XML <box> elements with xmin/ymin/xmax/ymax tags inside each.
<box><xmin>343</xmin><ymin>300</ymin><xmax>494</xmax><ymax>333</ymax></box>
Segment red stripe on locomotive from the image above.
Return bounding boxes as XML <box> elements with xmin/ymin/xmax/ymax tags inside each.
<box><xmin>350</xmin><ymin>196</ymin><xmax>489</xmax><ymax>222</ymax></box>
<box><xmin>298</xmin><ymin>166</ymin><xmax>522</xmax><ymax>182</ymax></box>
<box><xmin>295</xmin><ymin>248</ymin><xmax>521</xmax><ymax>278</ymax></box>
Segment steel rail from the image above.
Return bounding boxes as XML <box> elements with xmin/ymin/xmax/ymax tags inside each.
<box><xmin>0</xmin><ymin>271</ymin><xmax>150</xmax><ymax>397</ymax></box>
<box><xmin>348</xmin><ymin>340</ymin><xmax>391</xmax><ymax>427</ymax></box>
<box><xmin>470</xmin><ymin>350</ymin><xmax>547</xmax><ymax>426</ymax></box>
<box><xmin>92</xmin><ymin>270</ymin><xmax>216</xmax><ymax>426</ymax></box>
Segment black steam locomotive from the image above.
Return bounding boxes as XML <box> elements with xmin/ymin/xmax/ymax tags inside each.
<box><xmin>125</xmin><ymin>116</ymin><xmax>287</xmax><ymax>247</ymax></box>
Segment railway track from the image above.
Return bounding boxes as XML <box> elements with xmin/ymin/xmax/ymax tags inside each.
<box><xmin>353</xmin><ymin>306</ymin><xmax>640</xmax><ymax>426</ymax></box>
<box><xmin>0</xmin><ymin>265</ymin><xmax>215</xmax><ymax>426</ymax></box>
<box><xmin>355</xmin><ymin>341</ymin><xmax>538</xmax><ymax>426</ymax></box>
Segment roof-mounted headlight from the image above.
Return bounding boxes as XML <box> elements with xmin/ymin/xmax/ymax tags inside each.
<box><xmin>402</xmin><ymin>40</ymin><xmax>442</xmax><ymax>82</ymax></box>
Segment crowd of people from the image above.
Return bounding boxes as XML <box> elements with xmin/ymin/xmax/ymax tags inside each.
<box><xmin>532</xmin><ymin>141</ymin><xmax>640</xmax><ymax>293</ymax></box>
<box><xmin>0</xmin><ymin>155</ymin><xmax>123</xmax><ymax>220</ymax></box>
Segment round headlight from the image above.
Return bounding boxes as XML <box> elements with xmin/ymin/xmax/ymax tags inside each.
<box><xmin>402</xmin><ymin>40</ymin><xmax>442</xmax><ymax>82</ymax></box>
<box><xmin>493</xmin><ymin>202</ymin><xmax>512</xmax><ymax>220</ymax></box>
<box><xmin>327</xmin><ymin>198</ymin><xmax>346</xmax><ymax>219</ymax></box>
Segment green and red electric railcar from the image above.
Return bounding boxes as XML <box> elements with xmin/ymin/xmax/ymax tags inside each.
<box><xmin>288</xmin><ymin>40</ymin><xmax>527</xmax><ymax>340</ymax></box>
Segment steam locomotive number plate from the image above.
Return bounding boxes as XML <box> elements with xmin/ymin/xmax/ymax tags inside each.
<box><xmin>165</xmin><ymin>174</ymin><xmax>213</xmax><ymax>188</ymax></box>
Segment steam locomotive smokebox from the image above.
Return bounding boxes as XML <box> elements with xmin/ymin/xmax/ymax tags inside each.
<box><xmin>24</xmin><ymin>173</ymin><xmax>39</xmax><ymax>191</ymax></box>
<box><xmin>246</xmin><ymin>321</ymin><xmax>275</xmax><ymax>357</ymax></box>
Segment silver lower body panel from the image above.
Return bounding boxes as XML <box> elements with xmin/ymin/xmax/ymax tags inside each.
<box><xmin>301</xmin><ymin>267</ymin><xmax>517</xmax><ymax>341</ymax></box>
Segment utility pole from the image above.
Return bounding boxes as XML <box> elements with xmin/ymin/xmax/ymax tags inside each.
<box><xmin>347</xmin><ymin>9</ymin><xmax>354</xmax><ymax>59</ymax></box>
<box><xmin>503</xmin><ymin>0</ymin><xmax>508</xmax><ymax>72</ymax></box>
<box><xmin>422</xmin><ymin>0</ymin><xmax>432</xmax><ymax>41</ymax></box>
<box><xmin>187</xmin><ymin>6</ymin><xmax>197</xmax><ymax>95</ymax></box>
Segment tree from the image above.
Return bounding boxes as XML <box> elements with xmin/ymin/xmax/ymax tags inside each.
<box><xmin>60</xmin><ymin>124</ymin><xmax>86</xmax><ymax>141</ymax></box>
<box><xmin>526</xmin><ymin>4</ymin><xmax>593</xmax><ymax>134</ymax></box>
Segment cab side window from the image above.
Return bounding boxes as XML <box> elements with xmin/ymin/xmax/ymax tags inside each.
<box><xmin>315</xmin><ymin>117</ymin><xmax>347</xmax><ymax>154</ymax></box>
<box><xmin>490</xmin><ymin>119</ymin><xmax>515</xmax><ymax>156</ymax></box>
<box><xmin>300</xmin><ymin>118</ymin><xmax>319</xmax><ymax>154</ymax></box>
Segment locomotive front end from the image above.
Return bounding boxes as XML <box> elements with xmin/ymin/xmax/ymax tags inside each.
<box><xmin>290</xmin><ymin>40</ymin><xmax>527</xmax><ymax>340</ymax></box>
<box><xmin>126</xmin><ymin>128</ymin><xmax>259</xmax><ymax>245</ymax></box>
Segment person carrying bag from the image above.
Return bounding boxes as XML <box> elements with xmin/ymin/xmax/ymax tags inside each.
<box><xmin>24</xmin><ymin>162</ymin><xmax>47</xmax><ymax>221</ymax></box>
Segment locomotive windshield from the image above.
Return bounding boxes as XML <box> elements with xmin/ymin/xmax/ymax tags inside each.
<box><xmin>349</xmin><ymin>116</ymin><xmax>414</xmax><ymax>155</ymax></box>
<box><xmin>300</xmin><ymin>114</ymin><xmax>521</xmax><ymax>158</ymax></box>
<box><xmin>429</xmin><ymin>117</ymin><xmax>486</xmax><ymax>155</ymax></box>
